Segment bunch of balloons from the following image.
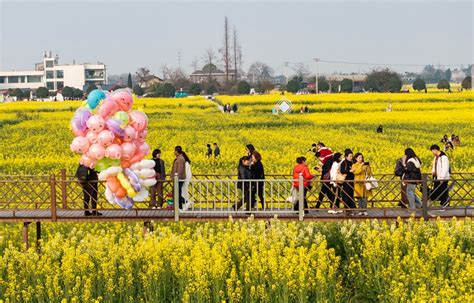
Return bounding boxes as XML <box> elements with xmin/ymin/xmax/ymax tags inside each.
<box><xmin>70</xmin><ymin>88</ymin><xmax>156</xmax><ymax>209</ymax></box>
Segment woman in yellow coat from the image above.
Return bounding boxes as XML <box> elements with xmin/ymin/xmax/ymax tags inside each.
<box><xmin>352</xmin><ymin>152</ymin><xmax>372</xmax><ymax>215</ymax></box>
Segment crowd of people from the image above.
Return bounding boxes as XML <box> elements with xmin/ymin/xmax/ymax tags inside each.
<box><xmin>78</xmin><ymin>139</ymin><xmax>454</xmax><ymax>215</ymax></box>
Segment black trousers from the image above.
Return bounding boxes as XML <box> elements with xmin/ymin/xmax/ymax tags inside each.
<box><xmin>293</xmin><ymin>186</ymin><xmax>310</xmax><ymax>211</ymax></box>
<box><xmin>315</xmin><ymin>181</ymin><xmax>334</xmax><ymax>208</ymax></box>
<box><xmin>234</xmin><ymin>186</ymin><xmax>253</xmax><ymax>211</ymax></box>
<box><xmin>341</xmin><ymin>182</ymin><xmax>356</xmax><ymax>208</ymax></box>
<box><xmin>251</xmin><ymin>181</ymin><xmax>265</xmax><ymax>209</ymax></box>
<box><xmin>177</xmin><ymin>181</ymin><xmax>186</xmax><ymax>209</ymax></box>
<box><xmin>82</xmin><ymin>180</ymin><xmax>98</xmax><ymax>211</ymax></box>
<box><xmin>331</xmin><ymin>185</ymin><xmax>342</xmax><ymax>208</ymax></box>
<box><xmin>432</xmin><ymin>180</ymin><xmax>449</xmax><ymax>206</ymax></box>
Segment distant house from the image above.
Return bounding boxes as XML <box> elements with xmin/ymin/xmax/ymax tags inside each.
<box><xmin>327</xmin><ymin>74</ymin><xmax>367</xmax><ymax>92</ymax></box>
<box><xmin>190</xmin><ymin>69</ymin><xmax>237</xmax><ymax>84</ymax></box>
<box><xmin>141</xmin><ymin>75</ymin><xmax>163</xmax><ymax>88</ymax></box>
<box><xmin>272</xmin><ymin>75</ymin><xmax>287</xmax><ymax>85</ymax></box>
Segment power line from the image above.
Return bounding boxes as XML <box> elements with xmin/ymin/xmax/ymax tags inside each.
<box><xmin>318</xmin><ymin>59</ymin><xmax>471</xmax><ymax>68</ymax></box>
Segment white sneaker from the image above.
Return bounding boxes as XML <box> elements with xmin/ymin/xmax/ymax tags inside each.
<box><xmin>335</xmin><ymin>210</ymin><xmax>344</xmax><ymax>214</ymax></box>
<box><xmin>183</xmin><ymin>200</ymin><xmax>194</xmax><ymax>211</ymax></box>
<box><xmin>328</xmin><ymin>210</ymin><xmax>336</xmax><ymax>214</ymax></box>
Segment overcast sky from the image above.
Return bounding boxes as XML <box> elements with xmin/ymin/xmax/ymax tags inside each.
<box><xmin>1</xmin><ymin>0</ymin><xmax>472</xmax><ymax>76</ymax></box>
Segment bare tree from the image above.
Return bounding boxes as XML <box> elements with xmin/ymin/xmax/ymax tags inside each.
<box><xmin>191</xmin><ymin>56</ymin><xmax>199</xmax><ymax>72</ymax></box>
<box><xmin>292</xmin><ymin>63</ymin><xmax>310</xmax><ymax>79</ymax></box>
<box><xmin>202</xmin><ymin>48</ymin><xmax>217</xmax><ymax>81</ymax></box>
<box><xmin>247</xmin><ymin>62</ymin><xmax>273</xmax><ymax>84</ymax></box>
<box><xmin>135</xmin><ymin>67</ymin><xmax>151</xmax><ymax>87</ymax></box>
<box><xmin>219</xmin><ymin>16</ymin><xmax>231</xmax><ymax>81</ymax></box>
<box><xmin>233</xmin><ymin>26</ymin><xmax>243</xmax><ymax>80</ymax></box>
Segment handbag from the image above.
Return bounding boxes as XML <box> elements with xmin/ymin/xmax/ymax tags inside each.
<box><xmin>286</xmin><ymin>187</ymin><xmax>299</xmax><ymax>205</ymax></box>
<box><xmin>365</xmin><ymin>174</ymin><xmax>378</xmax><ymax>190</ymax></box>
<box><xmin>336</xmin><ymin>171</ymin><xmax>346</xmax><ymax>183</ymax></box>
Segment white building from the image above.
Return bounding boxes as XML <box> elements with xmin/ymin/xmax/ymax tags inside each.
<box><xmin>0</xmin><ymin>51</ymin><xmax>106</xmax><ymax>91</ymax></box>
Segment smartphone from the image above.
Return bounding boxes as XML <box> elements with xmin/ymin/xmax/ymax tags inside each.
<box><xmin>364</xmin><ymin>162</ymin><xmax>370</xmax><ymax>165</ymax></box>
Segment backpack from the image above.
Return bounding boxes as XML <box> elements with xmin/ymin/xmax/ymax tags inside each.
<box><xmin>394</xmin><ymin>160</ymin><xmax>404</xmax><ymax>177</ymax></box>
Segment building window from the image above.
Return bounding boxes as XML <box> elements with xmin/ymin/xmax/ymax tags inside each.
<box><xmin>85</xmin><ymin>69</ymin><xmax>104</xmax><ymax>79</ymax></box>
<box><xmin>46</xmin><ymin>71</ymin><xmax>54</xmax><ymax>79</ymax></box>
<box><xmin>19</xmin><ymin>76</ymin><xmax>25</xmax><ymax>83</ymax></box>
<box><xmin>56</xmin><ymin>70</ymin><xmax>64</xmax><ymax>78</ymax></box>
<box><xmin>46</xmin><ymin>82</ymin><xmax>54</xmax><ymax>90</ymax></box>
<box><xmin>56</xmin><ymin>81</ymin><xmax>64</xmax><ymax>89</ymax></box>
<box><xmin>0</xmin><ymin>77</ymin><xmax>4</xmax><ymax>83</ymax></box>
<box><xmin>8</xmin><ymin>76</ymin><xmax>19</xmax><ymax>83</ymax></box>
<box><xmin>27</xmin><ymin>76</ymin><xmax>42</xmax><ymax>83</ymax></box>
<box><xmin>45</xmin><ymin>60</ymin><xmax>54</xmax><ymax>68</ymax></box>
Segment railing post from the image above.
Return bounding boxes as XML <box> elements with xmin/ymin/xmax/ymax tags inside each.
<box><xmin>174</xmin><ymin>173</ymin><xmax>179</xmax><ymax>222</ymax></box>
<box><xmin>421</xmin><ymin>174</ymin><xmax>428</xmax><ymax>220</ymax></box>
<box><xmin>60</xmin><ymin>169</ymin><xmax>67</xmax><ymax>209</ymax></box>
<box><xmin>50</xmin><ymin>174</ymin><xmax>57</xmax><ymax>222</ymax></box>
<box><xmin>298</xmin><ymin>173</ymin><xmax>304</xmax><ymax>221</ymax></box>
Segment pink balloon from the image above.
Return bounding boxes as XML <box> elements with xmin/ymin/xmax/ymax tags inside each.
<box><xmin>111</xmin><ymin>89</ymin><xmax>133</xmax><ymax>112</ymax></box>
<box><xmin>86</xmin><ymin>115</ymin><xmax>105</xmax><ymax>133</ymax></box>
<box><xmin>87</xmin><ymin>143</ymin><xmax>106</xmax><ymax>160</ymax></box>
<box><xmin>105</xmin><ymin>144</ymin><xmax>122</xmax><ymax>159</ymax></box>
<box><xmin>123</xmin><ymin>126</ymin><xmax>137</xmax><ymax>142</ymax></box>
<box><xmin>121</xmin><ymin>142</ymin><xmax>136</xmax><ymax>161</ymax></box>
<box><xmin>129</xmin><ymin>151</ymin><xmax>145</xmax><ymax>164</ymax></box>
<box><xmin>86</xmin><ymin>131</ymin><xmax>98</xmax><ymax>144</ymax></box>
<box><xmin>98</xmin><ymin>100</ymin><xmax>119</xmax><ymax>119</ymax></box>
<box><xmin>129</xmin><ymin>111</ymin><xmax>148</xmax><ymax>132</ymax></box>
<box><xmin>138</xmin><ymin>142</ymin><xmax>150</xmax><ymax>156</ymax></box>
<box><xmin>71</xmin><ymin>122</ymin><xmax>85</xmax><ymax>137</ymax></box>
<box><xmin>136</xmin><ymin>129</ymin><xmax>148</xmax><ymax>143</ymax></box>
<box><xmin>97</xmin><ymin>130</ymin><xmax>115</xmax><ymax>147</ymax></box>
<box><xmin>80</xmin><ymin>154</ymin><xmax>96</xmax><ymax>169</ymax></box>
<box><xmin>70</xmin><ymin>136</ymin><xmax>90</xmax><ymax>154</ymax></box>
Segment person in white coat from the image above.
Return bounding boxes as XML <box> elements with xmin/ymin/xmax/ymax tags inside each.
<box><xmin>430</xmin><ymin>144</ymin><xmax>450</xmax><ymax>207</ymax></box>
<box><xmin>328</xmin><ymin>152</ymin><xmax>343</xmax><ymax>214</ymax></box>
<box><xmin>181</xmin><ymin>151</ymin><xmax>194</xmax><ymax>210</ymax></box>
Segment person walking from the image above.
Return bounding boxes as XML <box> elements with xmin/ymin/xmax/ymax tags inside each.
<box><xmin>292</xmin><ymin>157</ymin><xmax>314</xmax><ymax>213</ymax></box>
<box><xmin>250</xmin><ymin>151</ymin><xmax>265</xmax><ymax>209</ymax></box>
<box><xmin>171</xmin><ymin>146</ymin><xmax>187</xmax><ymax>210</ymax></box>
<box><xmin>315</xmin><ymin>152</ymin><xmax>334</xmax><ymax>209</ymax></box>
<box><xmin>339</xmin><ymin>149</ymin><xmax>356</xmax><ymax>213</ymax></box>
<box><xmin>150</xmin><ymin>149</ymin><xmax>166</xmax><ymax>209</ymax></box>
<box><xmin>394</xmin><ymin>155</ymin><xmax>409</xmax><ymax>208</ymax></box>
<box><xmin>181</xmin><ymin>151</ymin><xmax>193</xmax><ymax>210</ymax></box>
<box><xmin>430</xmin><ymin>144</ymin><xmax>450</xmax><ymax>208</ymax></box>
<box><xmin>233</xmin><ymin>156</ymin><xmax>254</xmax><ymax>211</ymax></box>
<box><xmin>402</xmin><ymin>148</ymin><xmax>422</xmax><ymax>209</ymax></box>
<box><xmin>213</xmin><ymin>143</ymin><xmax>221</xmax><ymax>158</ymax></box>
<box><xmin>328</xmin><ymin>152</ymin><xmax>343</xmax><ymax>214</ymax></box>
<box><xmin>75</xmin><ymin>163</ymin><xmax>102</xmax><ymax>216</ymax></box>
<box><xmin>352</xmin><ymin>153</ymin><xmax>372</xmax><ymax>215</ymax></box>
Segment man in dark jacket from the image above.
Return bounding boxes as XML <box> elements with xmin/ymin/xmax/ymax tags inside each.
<box><xmin>150</xmin><ymin>149</ymin><xmax>166</xmax><ymax>208</ymax></box>
<box><xmin>250</xmin><ymin>151</ymin><xmax>265</xmax><ymax>209</ymax></box>
<box><xmin>213</xmin><ymin>143</ymin><xmax>221</xmax><ymax>158</ymax></box>
<box><xmin>315</xmin><ymin>154</ymin><xmax>335</xmax><ymax>208</ymax></box>
<box><xmin>76</xmin><ymin>164</ymin><xmax>102</xmax><ymax>216</ymax></box>
<box><xmin>233</xmin><ymin>156</ymin><xmax>254</xmax><ymax>211</ymax></box>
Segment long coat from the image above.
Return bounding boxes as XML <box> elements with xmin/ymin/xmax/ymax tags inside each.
<box><xmin>352</xmin><ymin>162</ymin><xmax>373</xmax><ymax>198</ymax></box>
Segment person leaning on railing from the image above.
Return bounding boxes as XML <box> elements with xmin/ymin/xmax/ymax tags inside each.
<box><xmin>402</xmin><ymin>148</ymin><xmax>422</xmax><ymax>210</ymax></box>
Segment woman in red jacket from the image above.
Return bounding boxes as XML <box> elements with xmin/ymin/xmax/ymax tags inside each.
<box><xmin>292</xmin><ymin>157</ymin><xmax>315</xmax><ymax>212</ymax></box>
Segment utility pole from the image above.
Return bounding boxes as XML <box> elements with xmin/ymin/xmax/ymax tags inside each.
<box><xmin>178</xmin><ymin>52</ymin><xmax>182</xmax><ymax>69</ymax></box>
<box><xmin>314</xmin><ymin>58</ymin><xmax>320</xmax><ymax>94</ymax></box>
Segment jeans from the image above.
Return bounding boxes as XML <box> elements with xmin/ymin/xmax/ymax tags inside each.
<box><xmin>406</xmin><ymin>183</ymin><xmax>421</xmax><ymax>209</ymax></box>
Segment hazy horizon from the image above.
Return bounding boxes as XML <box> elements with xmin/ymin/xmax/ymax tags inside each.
<box><xmin>1</xmin><ymin>0</ymin><xmax>473</xmax><ymax>77</ymax></box>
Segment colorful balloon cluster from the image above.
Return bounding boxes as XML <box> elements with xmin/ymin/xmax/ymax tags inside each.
<box><xmin>70</xmin><ymin>88</ymin><xmax>155</xmax><ymax>209</ymax></box>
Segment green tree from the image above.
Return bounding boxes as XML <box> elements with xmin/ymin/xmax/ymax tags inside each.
<box><xmin>36</xmin><ymin>87</ymin><xmax>49</xmax><ymax>98</ymax></box>
<box><xmin>73</xmin><ymin>88</ymin><xmax>84</xmax><ymax>99</ymax></box>
<box><xmin>445</xmin><ymin>68</ymin><xmax>452</xmax><ymax>82</ymax></box>
<box><xmin>437</xmin><ymin>79</ymin><xmax>450</xmax><ymax>91</ymax></box>
<box><xmin>412</xmin><ymin>78</ymin><xmax>426</xmax><ymax>91</ymax></box>
<box><xmin>317</xmin><ymin>77</ymin><xmax>330</xmax><ymax>92</ymax></box>
<box><xmin>62</xmin><ymin>86</ymin><xmax>74</xmax><ymax>99</ymax></box>
<box><xmin>237</xmin><ymin>81</ymin><xmax>251</xmax><ymax>94</ymax></box>
<box><xmin>155</xmin><ymin>83</ymin><xmax>176</xmax><ymax>97</ymax></box>
<box><xmin>127</xmin><ymin>73</ymin><xmax>133</xmax><ymax>89</ymax></box>
<box><xmin>260</xmin><ymin>80</ymin><xmax>275</xmax><ymax>93</ymax></box>
<box><xmin>340</xmin><ymin>79</ymin><xmax>353</xmax><ymax>92</ymax></box>
<box><xmin>133</xmin><ymin>84</ymin><xmax>144</xmax><ymax>96</ymax></box>
<box><xmin>364</xmin><ymin>69</ymin><xmax>402</xmax><ymax>92</ymax></box>
<box><xmin>11</xmin><ymin>88</ymin><xmax>24</xmax><ymax>99</ymax></box>
<box><xmin>461</xmin><ymin>76</ymin><xmax>472</xmax><ymax>90</ymax></box>
<box><xmin>189</xmin><ymin>83</ymin><xmax>203</xmax><ymax>95</ymax></box>
<box><xmin>205</xmin><ymin>83</ymin><xmax>218</xmax><ymax>95</ymax></box>
<box><xmin>286</xmin><ymin>77</ymin><xmax>301</xmax><ymax>93</ymax></box>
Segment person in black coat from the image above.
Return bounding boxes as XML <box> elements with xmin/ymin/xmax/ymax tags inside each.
<box><xmin>250</xmin><ymin>151</ymin><xmax>265</xmax><ymax>209</ymax></box>
<box><xmin>75</xmin><ymin>164</ymin><xmax>102</xmax><ymax>216</ymax></box>
<box><xmin>315</xmin><ymin>154</ymin><xmax>335</xmax><ymax>208</ymax></box>
<box><xmin>339</xmin><ymin>149</ymin><xmax>356</xmax><ymax>211</ymax></box>
<box><xmin>150</xmin><ymin>149</ymin><xmax>166</xmax><ymax>208</ymax></box>
<box><xmin>234</xmin><ymin>156</ymin><xmax>254</xmax><ymax>211</ymax></box>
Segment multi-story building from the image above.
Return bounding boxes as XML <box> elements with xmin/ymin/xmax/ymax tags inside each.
<box><xmin>0</xmin><ymin>51</ymin><xmax>106</xmax><ymax>91</ymax></box>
